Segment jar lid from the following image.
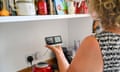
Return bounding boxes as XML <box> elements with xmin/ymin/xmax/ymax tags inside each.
<box><xmin>35</xmin><ymin>62</ymin><xmax>49</xmax><ymax>68</ymax></box>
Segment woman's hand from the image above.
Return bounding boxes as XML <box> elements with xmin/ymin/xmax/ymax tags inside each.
<box><xmin>46</xmin><ymin>45</ymin><xmax>63</xmax><ymax>55</ymax></box>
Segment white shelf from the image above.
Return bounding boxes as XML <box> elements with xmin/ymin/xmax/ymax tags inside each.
<box><xmin>0</xmin><ymin>14</ymin><xmax>90</xmax><ymax>23</ymax></box>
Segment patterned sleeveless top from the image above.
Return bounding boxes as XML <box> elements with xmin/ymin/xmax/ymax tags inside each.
<box><xmin>95</xmin><ymin>31</ymin><xmax>120</xmax><ymax>72</ymax></box>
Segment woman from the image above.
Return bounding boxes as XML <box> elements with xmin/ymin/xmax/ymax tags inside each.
<box><xmin>46</xmin><ymin>0</ymin><xmax>120</xmax><ymax>72</ymax></box>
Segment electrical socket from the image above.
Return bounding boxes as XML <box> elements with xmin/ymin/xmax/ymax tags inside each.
<box><xmin>25</xmin><ymin>53</ymin><xmax>35</xmax><ymax>64</ymax></box>
<box><xmin>25</xmin><ymin>51</ymin><xmax>42</xmax><ymax>65</ymax></box>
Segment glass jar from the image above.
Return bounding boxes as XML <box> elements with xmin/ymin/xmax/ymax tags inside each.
<box><xmin>16</xmin><ymin>0</ymin><xmax>36</xmax><ymax>15</ymax></box>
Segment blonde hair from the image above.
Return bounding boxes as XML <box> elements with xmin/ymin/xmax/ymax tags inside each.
<box><xmin>87</xmin><ymin>0</ymin><xmax>120</xmax><ymax>29</ymax></box>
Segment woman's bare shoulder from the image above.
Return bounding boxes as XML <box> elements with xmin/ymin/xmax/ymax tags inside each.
<box><xmin>68</xmin><ymin>35</ymin><xmax>103</xmax><ymax>72</ymax></box>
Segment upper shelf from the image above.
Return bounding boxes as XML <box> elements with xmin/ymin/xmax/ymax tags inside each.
<box><xmin>0</xmin><ymin>14</ymin><xmax>90</xmax><ymax>23</ymax></box>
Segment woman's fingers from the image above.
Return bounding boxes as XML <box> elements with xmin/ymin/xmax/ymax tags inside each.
<box><xmin>45</xmin><ymin>45</ymin><xmax>63</xmax><ymax>54</ymax></box>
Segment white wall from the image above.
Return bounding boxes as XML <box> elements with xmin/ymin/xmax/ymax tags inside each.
<box><xmin>0</xmin><ymin>20</ymin><xmax>69</xmax><ymax>72</ymax></box>
<box><xmin>68</xmin><ymin>17</ymin><xmax>93</xmax><ymax>49</ymax></box>
<box><xmin>0</xmin><ymin>17</ymin><xmax>93</xmax><ymax>72</ymax></box>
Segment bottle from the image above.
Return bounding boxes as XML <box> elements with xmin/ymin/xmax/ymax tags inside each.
<box><xmin>63</xmin><ymin>0</ymin><xmax>68</xmax><ymax>14</ymax></box>
<box><xmin>74</xmin><ymin>0</ymin><xmax>82</xmax><ymax>14</ymax></box>
<box><xmin>37</xmin><ymin>0</ymin><xmax>47</xmax><ymax>15</ymax></box>
<box><xmin>0</xmin><ymin>0</ymin><xmax>3</xmax><ymax>11</ymax></box>
<box><xmin>75</xmin><ymin>0</ymin><xmax>88</xmax><ymax>14</ymax></box>
<box><xmin>0</xmin><ymin>0</ymin><xmax>10</xmax><ymax>16</ymax></box>
<box><xmin>82</xmin><ymin>0</ymin><xmax>88</xmax><ymax>14</ymax></box>
<box><xmin>46</xmin><ymin>0</ymin><xmax>56</xmax><ymax>15</ymax></box>
<box><xmin>8</xmin><ymin>0</ymin><xmax>17</xmax><ymax>16</ymax></box>
<box><xmin>67</xmin><ymin>0</ymin><xmax>75</xmax><ymax>14</ymax></box>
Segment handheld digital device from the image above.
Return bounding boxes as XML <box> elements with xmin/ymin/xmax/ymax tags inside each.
<box><xmin>45</xmin><ymin>35</ymin><xmax>62</xmax><ymax>45</ymax></box>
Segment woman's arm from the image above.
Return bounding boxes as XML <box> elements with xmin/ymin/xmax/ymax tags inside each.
<box><xmin>46</xmin><ymin>35</ymin><xmax>103</xmax><ymax>72</ymax></box>
<box><xmin>55</xmin><ymin>49</ymin><xmax>69</xmax><ymax>72</ymax></box>
<box><xmin>67</xmin><ymin>35</ymin><xmax>103</xmax><ymax>72</ymax></box>
<box><xmin>46</xmin><ymin>45</ymin><xmax>69</xmax><ymax>72</ymax></box>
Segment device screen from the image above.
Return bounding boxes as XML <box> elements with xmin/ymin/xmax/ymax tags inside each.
<box><xmin>54</xmin><ymin>36</ymin><xmax>62</xmax><ymax>43</ymax></box>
